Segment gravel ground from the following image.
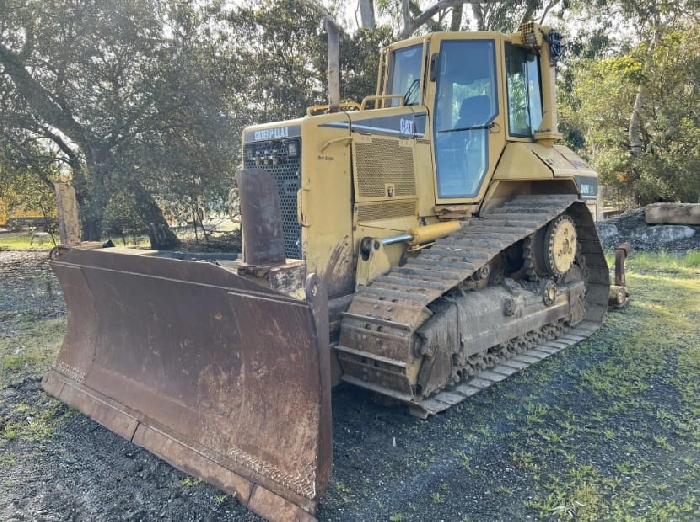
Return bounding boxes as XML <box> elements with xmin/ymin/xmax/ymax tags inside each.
<box><xmin>0</xmin><ymin>250</ymin><xmax>64</xmax><ymax>330</ymax></box>
<box><xmin>1</xmin><ymin>219</ymin><xmax>698</xmax><ymax>521</ymax></box>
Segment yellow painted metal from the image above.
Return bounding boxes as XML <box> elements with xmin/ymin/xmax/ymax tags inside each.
<box><xmin>360</xmin><ymin>94</ymin><xmax>404</xmax><ymax>110</ymax></box>
<box><xmin>493</xmin><ymin>142</ymin><xmax>596</xmax><ymax>181</ymax></box>
<box><xmin>407</xmin><ymin>221</ymin><xmax>462</xmax><ymax>246</ymax></box>
<box><xmin>423</xmin><ymin>31</ymin><xmax>508</xmax><ymax>207</ymax></box>
<box><xmin>547</xmin><ymin>216</ymin><xmax>577</xmax><ymax>274</ymax></box>
<box><xmin>509</xmin><ymin>23</ymin><xmax>561</xmax><ymax>146</ymax></box>
<box><xmin>241</xmin><ymin>24</ymin><xmax>597</xmax><ymax>300</ymax></box>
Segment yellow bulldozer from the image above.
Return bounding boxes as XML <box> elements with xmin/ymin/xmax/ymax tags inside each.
<box><xmin>43</xmin><ymin>22</ymin><xmax>628</xmax><ymax>522</ymax></box>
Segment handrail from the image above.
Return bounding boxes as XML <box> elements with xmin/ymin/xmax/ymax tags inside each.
<box><xmin>306</xmin><ymin>102</ymin><xmax>361</xmax><ymax>116</ymax></box>
<box><xmin>360</xmin><ymin>94</ymin><xmax>404</xmax><ymax>111</ymax></box>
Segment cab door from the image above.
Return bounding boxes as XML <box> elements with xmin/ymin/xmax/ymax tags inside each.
<box><xmin>426</xmin><ymin>34</ymin><xmax>507</xmax><ymax>204</ymax></box>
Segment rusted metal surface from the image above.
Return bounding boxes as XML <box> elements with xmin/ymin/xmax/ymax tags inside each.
<box><xmin>43</xmin><ymin>247</ymin><xmax>331</xmax><ymax>521</ymax></box>
<box><xmin>609</xmin><ymin>242</ymin><xmax>631</xmax><ymax>308</ymax></box>
<box><xmin>238</xmin><ymin>168</ymin><xmax>286</xmax><ymax>265</ymax></box>
<box><xmin>614</xmin><ymin>242</ymin><xmax>631</xmax><ymax>288</ymax></box>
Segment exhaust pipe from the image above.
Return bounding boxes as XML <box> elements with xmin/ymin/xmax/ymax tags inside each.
<box><xmin>324</xmin><ymin>17</ymin><xmax>340</xmax><ymax>113</ymax></box>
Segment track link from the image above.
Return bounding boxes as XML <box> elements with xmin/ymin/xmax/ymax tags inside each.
<box><xmin>337</xmin><ymin>194</ymin><xmax>609</xmax><ymax>414</ymax></box>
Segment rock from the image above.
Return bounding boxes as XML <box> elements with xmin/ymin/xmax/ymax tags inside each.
<box><xmin>596</xmin><ymin>207</ymin><xmax>700</xmax><ymax>252</ymax></box>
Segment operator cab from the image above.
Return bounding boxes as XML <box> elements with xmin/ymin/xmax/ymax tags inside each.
<box><xmin>382</xmin><ymin>31</ymin><xmax>547</xmax><ymax>204</ymax></box>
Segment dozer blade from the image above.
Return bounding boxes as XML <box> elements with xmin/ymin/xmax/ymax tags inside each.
<box><xmin>43</xmin><ymin>247</ymin><xmax>331</xmax><ymax>522</ymax></box>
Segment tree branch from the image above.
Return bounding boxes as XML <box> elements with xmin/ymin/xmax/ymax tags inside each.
<box><xmin>0</xmin><ymin>42</ymin><xmax>89</xmax><ymax>151</ymax></box>
<box><xmin>400</xmin><ymin>0</ymin><xmax>482</xmax><ymax>38</ymax></box>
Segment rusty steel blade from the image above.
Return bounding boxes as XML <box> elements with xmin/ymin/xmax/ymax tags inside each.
<box><xmin>43</xmin><ymin>248</ymin><xmax>331</xmax><ymax>521</ymax></box>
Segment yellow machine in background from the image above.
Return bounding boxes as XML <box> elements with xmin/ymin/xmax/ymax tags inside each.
<box><xmin>44</xmin><ymin>22</ymin><xmax>619</xmax><ymax>522</ymax></box>
<box><xmin>0</xmin><ymin>198</ymin><xmax>50</xmax><ymax>229</ymax></box>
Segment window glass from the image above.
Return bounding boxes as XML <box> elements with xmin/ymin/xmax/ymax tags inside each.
<box><xmin>433</xmin><ymin>40</ymin><xmax>497</xmax><ymax>198</ymax></box>
<box><xmin>386</xmin><ymin>45</ymin><xmax>423</xmax><ymax>107</ymax></box>
<box><xmin>505</xmin><ymin>45</ymin><xmax>543</xmax><ymax>136</ymax></box>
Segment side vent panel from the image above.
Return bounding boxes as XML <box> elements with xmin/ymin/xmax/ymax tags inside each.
<box><xmin>357</xmin><ymin>201</ymin><xmax>417</xmax><ymax>222</ymax></box>
<box><xmin>354</xmin><ymin>138</ymin><xmax>416</xmax><ymax>198</ymax></box>
<box><xmin>353</xmin><ymin>136</ymin><xmax>418</xmax><ymax>223</ymax></box>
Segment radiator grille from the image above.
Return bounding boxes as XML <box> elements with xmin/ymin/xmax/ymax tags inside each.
<box><xmin>355</xmin><ymin>139</ymin><xmax>416</xmax><ymax>198</ymax></box>
<box><xmin>357</xmin><ymin>200</ymin><xmax>416</xmax><ymax>222</ymax></box>
<box><xmin>243</xmin><ymin>140</ymin><xmax>301</xmax><ymax>259</ymax></box>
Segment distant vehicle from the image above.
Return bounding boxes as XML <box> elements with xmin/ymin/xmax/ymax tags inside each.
<box><xmin>0</xmin><ymin>198</ymin><xmax>51</xmax><ymax>230</ymax></box>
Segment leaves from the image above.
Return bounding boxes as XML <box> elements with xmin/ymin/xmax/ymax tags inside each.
<box><xmin>562</xmin><ymin>22</ymin><xmax>699</xmax><ymax>203</ymax></box>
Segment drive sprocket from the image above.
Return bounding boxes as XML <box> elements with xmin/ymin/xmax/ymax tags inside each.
<box><xmin>544</xmin><ymin>213</ymin><xmax>577</xmax><ymax>276</ymax></box>
<box><xmin>523</xmin><ymin>213</ymin><xmax>578</xmax><ymax>280</ymax></box>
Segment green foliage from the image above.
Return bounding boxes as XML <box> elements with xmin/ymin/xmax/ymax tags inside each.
<box><xmin>339</xmin><ymin>26</ymin><xmax>395</xmax><ymax>103</ymax></box>
<box><xmin>0</xmin><ymin>141</ymin><xmax>58</xmax><ymax>231</ymax></box>
<box><xmin>0</xmin><ymin>1</ymin><xmax>235</xmax><ymax>247</ymax></box>
<box><xmin>179</xmin><ymin>477</ymin><xmax>202</xmax><ymax>487</ymax></box>
<box><xmin>561</xmin><ymin>24</ymin><xmax>700</xmax><ymax>203</ymax></box>
<box><xmin>102</xmin><ymin>192</ymin><xmax>148</xmax><ymax>244</ymax></box>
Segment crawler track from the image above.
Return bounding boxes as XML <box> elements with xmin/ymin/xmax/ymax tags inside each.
<box><xmin>337</xmin><ymin>194</ymin><xmax>609</xmax><ymax>415</ymax></box>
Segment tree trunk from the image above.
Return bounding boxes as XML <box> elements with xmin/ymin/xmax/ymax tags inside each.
<box><xmin>450</xmin><ymin>3</ymin><xmax>463</xmax><ymax>31</ymax></box>
<box><xmin>402</xmin><ymin>0</ymin><xmax>411</xmax><ymax>39</ymax></box>
<box><xmin>628</xmin><ymin>87</ymin><xmax>643</xmax><ymax>157</ymax></box>
<box><xmin>358</xmin><ymin>0</ymin><xmax>376</xmax><ymax>29</ymax></box>
<box><xmin>471</xmin><ymin>4</ymin><xmax>487</xmax><ymax>31</ymax></box>
<box><xmin>128</xmin><ymin>180</ymin><xmax>180</xmax><ymax>250</ymax></box>
<box><xmin>629</xmin><ymin>22</ymin><xmax>660</xmax><ymax>158</ymax></box>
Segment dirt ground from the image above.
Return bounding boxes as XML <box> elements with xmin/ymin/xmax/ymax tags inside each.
<box><xmin>0</xmin><ymin>214</ymin><xmax>698</xmax><ymax>521</ymax></box>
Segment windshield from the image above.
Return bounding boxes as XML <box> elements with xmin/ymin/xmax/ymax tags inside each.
<box><xmin>433</xmin><ymin>40</ymin><xmax>497</xmax><ymax>198</ymax></box>
<box><xmin>386</xmin><ymin>44</ymin><xmax>423</xmax><ymax>107</ymax></box>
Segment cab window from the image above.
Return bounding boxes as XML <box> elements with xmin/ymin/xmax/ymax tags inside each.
<box><xmin>386</xmin><ymin>45</ymin><xmax>423</xmax><ymax>107</ymax></box>
<box><xmin>505</xmin><ymin>44</ymin><xmax>543</xmax><ymax>136</ymax></box>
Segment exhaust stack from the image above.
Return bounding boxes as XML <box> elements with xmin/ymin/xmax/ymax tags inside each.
<box><xmin>324</xmin><ymin>18</ymin><xmax>340</xmax><ymax>113</ymax></box>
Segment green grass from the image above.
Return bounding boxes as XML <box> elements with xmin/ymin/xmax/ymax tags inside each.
<box><xmin>179</xmin><ymin>477</ymin><xmax>202</xmax><ymax>487</ymax></box>
<box><xmin>607</xmin><ymin>249</ymin><xmax>700</xmax><ymax>277</ymax></box>
<box><xmin>0</xmin><ymin>318</ymin><xmax>65</xmax><ymax>381</ymax></box>
<box><xmin>0</xmin><ymin>249</ymin><xmax>697</xmax><ymax>519</ymax></box>
<box><xmin>0</xmin><ymin>233</ymin><xmax>55</xmax><ymax>251</ymax></box>
<box><xmin>0</xmin><ymin>318</ymin><xmax>68</xmax><ymax>443</ymax></box>
<box><xmin>519</xmin><ymin>251</ymin><xmax>700</xmax><ymax>521</ymax></box>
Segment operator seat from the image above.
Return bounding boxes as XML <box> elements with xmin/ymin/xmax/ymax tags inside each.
<box><xmin>456</xmin><ymin>95</ymin><xmax>492</xmax><ymax>128</ymax></box>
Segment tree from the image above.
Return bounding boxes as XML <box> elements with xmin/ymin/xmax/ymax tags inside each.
<box><xmin>372</xmin><ymin>0</ymin><xmax>566</xmax><ymax>37</ymax></box>
<box><xmin>0</xmin><ymin>138</ymin><xmax>57</xmax><ymax>232</ymax></box>
<box><xmin>566</xmin><ymin>25</ymin><xmax>699</xmax><ymax>203</ymax></box>
<box><xmin>0</xmin><ymin>1</ymin><xmax>237</xmax><ymax>249</ymax></box>
<box><xmin>359</xmin><ymin>0</ymin><xmax>378</xmax><ymax>28</ymax></box>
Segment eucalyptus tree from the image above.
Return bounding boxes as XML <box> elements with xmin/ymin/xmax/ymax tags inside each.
<box><xmin>367</xmin><ymin>0</ymin><xmax>568</xmax><ymax>36</ymax></box>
